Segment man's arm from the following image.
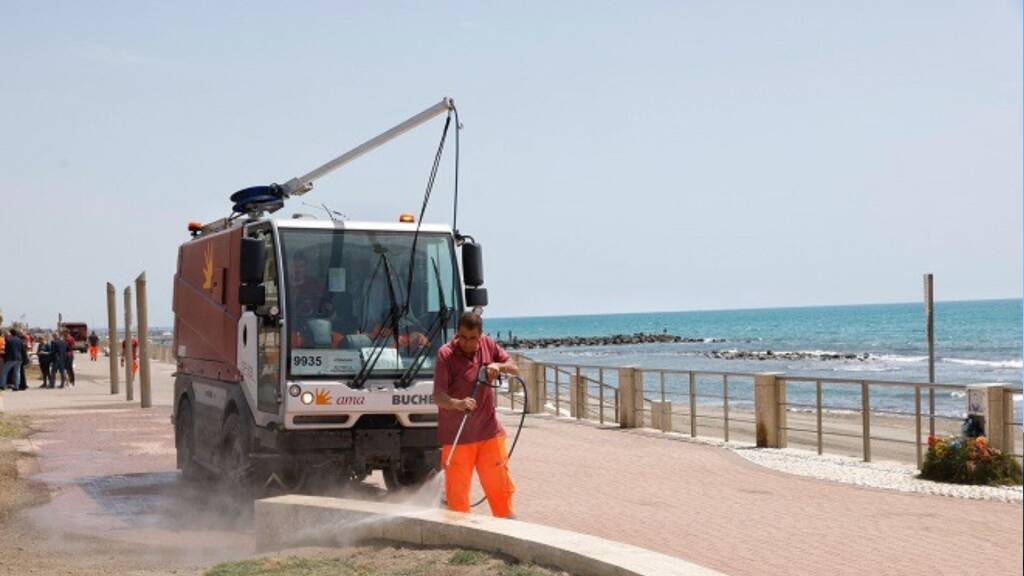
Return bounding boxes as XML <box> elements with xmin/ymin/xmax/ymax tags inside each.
<box><xmin>485</xmin><ymin>342</ymin><xmax>519</xmax><ymax>382</ymax></box>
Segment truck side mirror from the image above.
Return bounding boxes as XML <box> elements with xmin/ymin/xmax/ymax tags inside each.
<box><xmin>465</xmin><ymin>287</ymin><xmax>488</xmax><ymax>307</ymax></box>
<box><xmin>462</xmin><ymin>241</ymin><xmax>484</xmax><ymax>287</ymax></box>
<box><xmin>240</xmin><ymin>238</ymin><xmax>266</xmax><ymax>285</ymax></box>
<box><xmin>239</xmin><ymin>284</ymin><xmax>266</xmax><ymax>307</ymax></box>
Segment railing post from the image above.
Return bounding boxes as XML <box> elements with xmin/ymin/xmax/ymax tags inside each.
<box><xmin>652</xmin><ymin>401</ymin><xmax>672</xmax><ymax>432</ymax></box>
<box><xmin>554</xmin><ymin>367</ymin><xmax>560</xmax><ymax>416</ymax></box>
<box><xmin>723</xmin><ymin>374</ymin><xmax>730</xmax><ymax>443</ymax></box>
<box><xmin>520</xmin><ymin>359</ymin><xmax>545</xmax><ymax>414</ymax></box>
<box><xmin>617</xmin><ymin>366</ymin><xmax>642</xmax><ymax>428</ymax></box>
<box><xmin>754</xmin><ymin>373</ymin><xmax>785</xmax><ymax>448</ymax></box>
<box><xmin>688</xmin><ymin>372</ymin><xmax>697</xmax><ymax>437</ymax></box>
<box><xmin>816</xmin><ymin>380</ymin><xmax>823</xmax><ymax>456</ymax></box>
<box><xmin>862</xmin><ymin>381</ymin><xmax>871</xmax><ymax>462</ymax></box>
<box><xmin>135</xmin><ymin>272</ymin><xmax>151</xmax><ymax>409</ymax></box>
<box><xmin>966</xmin><ymin>383</ymin><xmax>1015</xmax><ymax>455</ymax></box>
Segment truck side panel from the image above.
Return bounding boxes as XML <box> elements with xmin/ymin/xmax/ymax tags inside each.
<box><xmin>173</xmin><ymin>226</ymin><xmax>243</xmax><ymax>382</ymax></box>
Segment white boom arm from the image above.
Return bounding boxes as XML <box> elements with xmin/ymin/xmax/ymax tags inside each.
<box><xmin>280</xmin><ymin>97</ymin><xmax>455</xmax><ymax>197</ymax></box>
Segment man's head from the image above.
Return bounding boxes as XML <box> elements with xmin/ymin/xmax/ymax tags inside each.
<box><xmin>455</xmin><ymin>311</ymin><xmax>483</xmax><ymax>355</ymax></box>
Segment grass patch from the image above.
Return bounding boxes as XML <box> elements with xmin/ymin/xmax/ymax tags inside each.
<box><xmin>501</xmin><ymin>565</ymin><xmax>551</xmax><ymax>576</ymax></box>
<box><xmin>0</xmin><ymin>415</ymin><xmax>30</xmax><ymax>440</ymax></box>
<box><xmin>205</xmin><ymin>556</ymin><xmax>359</xmax><ymax>576</ymax></box>
<box><xmin>448</xmin><ymin>549</ymin><xmax>488</xmax><ymax>566</ymax></box>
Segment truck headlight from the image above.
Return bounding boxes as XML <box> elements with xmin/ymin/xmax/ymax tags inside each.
<box><xmin>300</xmin><ymin>391</ymin><xmax>315</xmax><ymax>405</ymax></box>
<box><xmin>289</xmin><ymin>385</ymin><xmax>301</xmax><ymax>398</ymax></box>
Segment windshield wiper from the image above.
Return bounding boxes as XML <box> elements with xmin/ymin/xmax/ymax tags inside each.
<box><xmin>397</xmin><ymin>257</ymin><xmax>452</xmax><ymax>387</ymax></box>
<box><xmin>352</xmin><ymin>251</ymin><xmax>404</xmax><ymax>388</ymax></box>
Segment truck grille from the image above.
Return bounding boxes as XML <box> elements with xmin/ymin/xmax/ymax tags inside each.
<box><xmin>293</xmin><ymin>415</ymin><xmax>350</xmax><ymax>425</ymax></box>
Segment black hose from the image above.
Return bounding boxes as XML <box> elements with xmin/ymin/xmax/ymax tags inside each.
<box><xmin>439</xmin><ymin>373</ymin><xmax>529</xmax><ymax>509</ymax></box>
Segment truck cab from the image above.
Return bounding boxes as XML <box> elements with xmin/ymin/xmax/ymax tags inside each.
<box><xmin>172</xmin><ymin>213</ymin><xmax>480</xmax><ymax>492</ymax></box>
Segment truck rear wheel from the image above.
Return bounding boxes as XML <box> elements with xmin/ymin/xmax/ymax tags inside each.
<box><xmin>175</xmin><ymin>401</ymin><xmax>203</xmax><ymax>482</ymax></box>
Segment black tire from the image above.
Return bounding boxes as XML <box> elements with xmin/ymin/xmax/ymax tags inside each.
<box><xmin>220</xmin><ymin>413</ymin><xmax>255</xmax><ymax>500</ymax></box>
<box><xmin>175</xmin><ymin>401</ymin><xmax>203</xmax><ymax>482</ymax></box>
<box><xmin>383</xmin><ymin>461</ymin><xmax>437</xmax><ymax>491</ymax></box>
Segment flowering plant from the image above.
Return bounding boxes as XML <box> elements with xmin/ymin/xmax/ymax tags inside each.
<box><xmin>920</xmin><ymin>435</ymin><xmax>1021</xmax><ymax>486</ymax></box>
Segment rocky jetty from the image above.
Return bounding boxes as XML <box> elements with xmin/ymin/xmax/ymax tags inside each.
<box><xmin>496</xmin><ymin>333</ymin><xmax>724</xmax><ymax>350</ymax></box>
<box><xmin>703</xmin><ymin>350</ymin><xmax>870</xmax><ymax>361</ymax></box>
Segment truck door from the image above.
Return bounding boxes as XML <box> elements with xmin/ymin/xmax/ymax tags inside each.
<box><xmin>241</xmin><ymin>224</ymin><xmax>283</xmax><ymax>420</ymax></box>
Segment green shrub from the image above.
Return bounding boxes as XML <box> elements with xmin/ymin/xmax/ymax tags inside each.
<box><xmin>920</xmin><ymin>435</ymin><xmax>1022</xmax><ymax>486</ymax></box>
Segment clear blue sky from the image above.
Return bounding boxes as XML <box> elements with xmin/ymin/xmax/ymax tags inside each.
<box><xmin>1</xmin><ymin>1</ymin><xmax>1020</xmax><ymax>328</ymax></box>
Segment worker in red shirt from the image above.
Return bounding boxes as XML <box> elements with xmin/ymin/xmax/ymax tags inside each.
<box><xmin>433</xmin><ymin>311</ymin><xmax>519</xmax><ymax>518</ymax></box>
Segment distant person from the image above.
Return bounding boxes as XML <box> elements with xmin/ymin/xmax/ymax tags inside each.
<box><xmin>87</xmin><ymin>331</ymin><xmax>100</xmax><ymax>361</ymax></box>
<box><xmin>50</xmin><ymin>333</ymin><xmax>69</xmax><ymax>389</ymax></box>
<box><xmin>36</xmin><ymin>336</ymin><xmax>52</xmax><ymax>388</ymax></box>
<box><xmin>1</xmin><ymin>329</ymin><xmax>27</xmax><ymax>392</ymax></box>
<box><xmin>120</xmin><ymin>337</ymin><xmax>139</xmax><ymax>375</ymax></box>
<box><xmin>63</xmin><ymin>330</ymin><xmax>77</xmax><ymax>386</ymax></box>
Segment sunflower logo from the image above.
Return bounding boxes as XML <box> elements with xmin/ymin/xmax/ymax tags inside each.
<box><xmin>315</xmin><ymin>389</ymin><xmax>332</xmax><ymax>405</ymax></box>
<box><xmin>202</xmin><ymin>244</ymin><xmax>215</xmax><ymax>292</ymax></box>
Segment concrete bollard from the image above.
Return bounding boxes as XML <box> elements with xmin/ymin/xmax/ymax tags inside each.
<box><xmin>966</xmin><ymin>384</ymin><xmax>1017</xmax><ymax>455</ymax></box>
<box><xmin>651</xmin><ymin>401</ymin><xmax>673</xmax><ymax>432</ymax></box>
<box><xmin>570</xmin><ymin>374</ymin><xmax>584</xmax><ymax>419</ymax></box>
<box><xmin>755</xmin><ymin>373</ymin><xmax>786</xmax><ymax>448</ymax></box>
<box><xmin>617</xmin><ymin>367</ymin><xmax>643</xmax><ymax>428</ymax></box>
<box><xmin>105</xmin><ymin>283</ymin><xmax>119</xmax><ymax>395</ymax></box>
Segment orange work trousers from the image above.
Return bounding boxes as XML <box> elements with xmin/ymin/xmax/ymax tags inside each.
<box><xmin>441</xmin><ymin>435</ymin><xmax>515</xmax><ymax>517</ymax></box>
<box><xmin>89</xmin><ymin>346</ymin><xmax>99</xmax><ymax>361</ymax></box>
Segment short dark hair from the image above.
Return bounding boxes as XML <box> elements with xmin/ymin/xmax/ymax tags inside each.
<box><xmin>458</xmin><ymin>311</ymin><xmax>483</xmax><ymax>333</ymax></box>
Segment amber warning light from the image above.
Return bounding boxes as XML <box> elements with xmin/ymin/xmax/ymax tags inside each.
<box><xmin>187</xmin><ymin>222</ymin><xmax>203</xmax><ymax>232</ymax></box>
<box><xmin>399</xmin><ymin>214</ymin><xmax>415</xmax><ymax>223</ymax></box>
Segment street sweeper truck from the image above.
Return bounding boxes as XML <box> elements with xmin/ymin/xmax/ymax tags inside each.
<box><xmin>172</xmin><ymin>97</ymin><xmax>489</xmax><ymax>494</ymax></box>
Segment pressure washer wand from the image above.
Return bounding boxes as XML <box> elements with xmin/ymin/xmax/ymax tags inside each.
<box><xmin>445</xmin><ymin>366</ymin><xmax>488</xmax><ymax>468</ymax></box>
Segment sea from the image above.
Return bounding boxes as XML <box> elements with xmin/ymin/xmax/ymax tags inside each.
<box><xmin>487</xmin><ymin>299</ymin><xmax>1023</xmax><ymax>420</ymax></box>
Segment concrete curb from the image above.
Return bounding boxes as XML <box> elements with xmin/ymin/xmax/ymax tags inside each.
<box><xmin>255</xmin><ymin>495</ymin><xmax>728</xmax><ymax>576</ymax></box>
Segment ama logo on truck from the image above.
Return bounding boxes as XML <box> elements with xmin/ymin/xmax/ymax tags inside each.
<box><xmin>314</xmin><ymin>389</ymin><xmax>332</xmax><ymax>405</ymax></box>
<box><xmin>202</xmin><ymin>244</ymin><xmax>215</xmax><ymax>292</ymax></box>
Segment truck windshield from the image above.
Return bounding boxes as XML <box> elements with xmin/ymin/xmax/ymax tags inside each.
<box><xmin>279</xmin><ymin>229</ymin><xmax>460</xmax><ymax>379</ymax></box>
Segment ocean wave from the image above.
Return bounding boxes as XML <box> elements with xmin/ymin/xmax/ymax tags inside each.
<box><xmin>942</xmin><ymin>358</ymin><xmax>1023</xmax><ymax>369</ymax></box>
<box><xmin>874</xmin><ymin>354</ymin><xmax>929</xmax><ymax>363</ymax></box>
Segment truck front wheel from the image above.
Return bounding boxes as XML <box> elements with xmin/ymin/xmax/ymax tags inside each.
<box><xmin>220</xmin><ymin>413</ymin><xmax>254</xmax><ymax>498</ymax></box>
<box><xmin>383</xmin><ymin>462</ymin><xmax>437</xmax><ymax>491</ymax></box>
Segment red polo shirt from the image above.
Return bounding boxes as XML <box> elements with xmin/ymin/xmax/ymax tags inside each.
<box><xmin>433</xmin><ymin>336</ymin><xmax>510</xmax><ymax>445</ymax></box>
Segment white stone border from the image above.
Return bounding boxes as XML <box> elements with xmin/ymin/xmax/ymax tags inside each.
<box><xmin>255</xmin><ymin>495</ymin><xmax>728</xmax><ymax>576</ymax></box>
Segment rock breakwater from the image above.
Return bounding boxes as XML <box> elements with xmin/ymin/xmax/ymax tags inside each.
<box><xmin>496</xmin><ymin>333</ymin><xmax>724</xmax><ymax>350</ymax></box>
<box><xmin>704</xmin><ymin>350</ymin><xmax>871</xmax><ymax>361</ymax></box>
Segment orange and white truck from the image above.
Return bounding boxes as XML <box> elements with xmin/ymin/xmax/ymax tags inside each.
<box><xmin>172</xmin><ymin>98</ymin><xmax>488</xmax><ymax>493</ymax></box>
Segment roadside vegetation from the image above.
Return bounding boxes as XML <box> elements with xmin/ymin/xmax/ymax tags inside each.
<box><xmin>0</xmin><ymin>413</ymin><xmax>49</xmax><ymax>523</ymax></box>
<box><xmin>204</xmin><ymin>544</ymin><xmax>566</xmax><ymax>576</ymax></box>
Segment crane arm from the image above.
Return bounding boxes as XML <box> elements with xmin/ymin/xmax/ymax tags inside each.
<box><xmin>280</xmin><ymin>97</ymin><xmax>455</xmax><ymax>197</ymax></box>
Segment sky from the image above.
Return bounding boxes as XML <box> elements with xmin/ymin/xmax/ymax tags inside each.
<box><xmin>0</xmin><ymin>1</ymin><xmax>1021</xmax><ymax>328</ymax></box>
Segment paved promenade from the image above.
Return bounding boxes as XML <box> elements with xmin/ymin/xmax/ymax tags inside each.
<box><xmin>2</xmin><ymin>357</ymin><xmax>1021</xmax><ymax>576</ymax></box>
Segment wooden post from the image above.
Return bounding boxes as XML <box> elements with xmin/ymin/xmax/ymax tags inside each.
<box><xmin>755</xmin><ymin>373</ymin><xmax>785</xmax><ymax>448</ymax></box>
<box><xmin>123</xmin><ymin>286</ymin><xmax>134</xmax><ymax>402</ymax></box>
<box><xmin>105</xmin><ymin>283</ymin><xmax>119</xmax><ymax>395</ymax></box>
<box><xmin>135</xmin><ymin>273</ymin><xmax>151</xmax><ymax>408</ymax></box>
<box><xmin>924</xmin><ymin>273</ymin><xmax>935</xmax><ymax>437</ymax></box>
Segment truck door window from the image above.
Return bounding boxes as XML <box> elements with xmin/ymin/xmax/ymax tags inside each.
<box><xmin>255</xmin><ymin>230</ymin><xmax>281</xmax><ymax>414</ymax></box>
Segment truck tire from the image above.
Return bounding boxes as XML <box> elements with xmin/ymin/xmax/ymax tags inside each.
<box><xmin>220</xmin><ymin>413</ymin><xmax>254</xmax><ymax>499</ymax></box>
<box><xmin>383</xmin><ymin>462</ymin><xmax>437</xmax><ymax>491</ymax></box>
<box><xmin>175</xmin><ymin>401</ymin><xmax>203</xmax><ymax>482</ymax></box>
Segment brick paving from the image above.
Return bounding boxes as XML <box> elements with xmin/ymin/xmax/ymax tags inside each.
<box><xmin>3</xmin><ymin>358</ymin><xmax>1021</xmax><ymax>576</ymax></box>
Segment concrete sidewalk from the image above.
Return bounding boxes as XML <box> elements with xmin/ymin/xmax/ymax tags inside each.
<box><xmin>3</xmin><ymin>356</ymin><xmax>1021</xmax><ymax>576</ymax></box>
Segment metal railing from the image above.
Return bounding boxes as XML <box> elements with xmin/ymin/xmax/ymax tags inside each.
<box><xmin>509</xmin><ymin>354</ymin><xmax>1020</xmax><ymax>469</ymax></box>
<box><xmin>638</xmin><ymin>369</ymin><xmax>758</xmax><ymax>443</ymax></box>
<box><xmin>777</xmin><ymin>376</ymin><xmax>969</xmax><ymax>467</ymax></box>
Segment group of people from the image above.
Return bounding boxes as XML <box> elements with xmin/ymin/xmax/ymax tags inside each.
<box><xmin>31</xmin><ymin>330</ymin><xmax>81</xmax><ymax>389</ymax></box>
<box><xmin>0</xmin><ymin>329</ymin><xmax>79</xmax><ymax>390</ymax></box>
